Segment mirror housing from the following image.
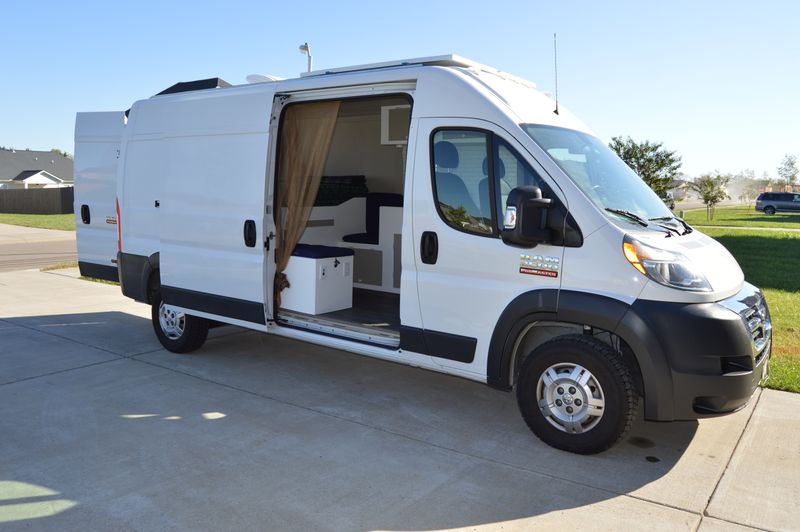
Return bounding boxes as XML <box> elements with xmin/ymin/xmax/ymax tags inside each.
<box><xmin>501</xmin><ymin>186</ymin><xmax>553</xmax><ymax>248</ymax></box>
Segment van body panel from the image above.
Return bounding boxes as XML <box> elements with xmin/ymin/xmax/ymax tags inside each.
<box><xmin>74</xmin><ymin>111</ymin><xmax>125</xmax><ymax>279</ymax></box>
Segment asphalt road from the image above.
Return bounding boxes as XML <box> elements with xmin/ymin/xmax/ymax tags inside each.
<box><xmin>0</xmin><ymin>223</ymin><xmax>77</xmax><ymax>272</ymax></box>
<box><xmin>0</xmin><ymin>239</ymin><xmax>76</xmax><ymax>272</ymax></box>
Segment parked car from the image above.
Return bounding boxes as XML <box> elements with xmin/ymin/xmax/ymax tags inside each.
<box><xmin>755</xmin><ymin>192</ymin><xmax>800</xmax><ymax>215</ymax></box>
<box><xmin>74</xmin><ymin>55</ymin><xmax>771</xmax><ymax>454</ymax></box>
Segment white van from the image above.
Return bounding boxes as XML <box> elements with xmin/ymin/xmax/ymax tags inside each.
<box><xmin>74</xmin><ymin>55</ymin><xmax>771</xmax><ymax>454</ymax></box>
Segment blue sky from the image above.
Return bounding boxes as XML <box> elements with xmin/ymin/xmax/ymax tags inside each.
<box><xmin>1</xmin><ymin>0</ymin><xmax>797</xmax><ymax>178</ymax></box>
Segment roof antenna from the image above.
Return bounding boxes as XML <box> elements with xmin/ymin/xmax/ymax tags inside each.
<box><xmin>553</xmin><ymin>33</ymin><xmax>559</xmax><ymax>115</ymax></box>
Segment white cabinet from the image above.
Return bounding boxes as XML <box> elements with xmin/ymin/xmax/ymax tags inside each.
<box><xmin>281</xmin><ymin>249</ymin><xmax>354</xmax><ymax>315</ymax></box>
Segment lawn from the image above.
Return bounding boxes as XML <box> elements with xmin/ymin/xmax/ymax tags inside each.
<box><xmin>683</xmin><ymin>205</ymin><xmax>800</xmax><ymax>229</ymax></box>
<box><xmin>701</xmin><ymin>227</ymin><xmax>800</xmax><ymax>393</ymax></box>
<box><xmin>0</xmin><ymin>213</ymin><xmax>75</xmax><ymax>231</ymax></box>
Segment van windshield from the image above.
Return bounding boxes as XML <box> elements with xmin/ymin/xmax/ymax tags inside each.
<box><xmin>522</xmin><ymin>124</ymin><xmax>673</xmax><ymax>224</ymax></box>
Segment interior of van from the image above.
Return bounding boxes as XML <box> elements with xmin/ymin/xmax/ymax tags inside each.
<box><xmin>274</xmin><ymin>94</ymin><xmax>411</xmax><ymax>346</ymax></box>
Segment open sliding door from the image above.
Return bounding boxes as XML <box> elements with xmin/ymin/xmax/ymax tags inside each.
<box><xmin>159</xmin><ymin>86</ymin><xmax>276</xmax><ymax>328</ymax></box>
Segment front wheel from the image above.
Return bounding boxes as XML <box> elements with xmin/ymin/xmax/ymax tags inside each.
<box><xmin>516</xmin><ymin>334</ymin><xmax>638</xmax><ymax>454</ymax></box>
<box><xmin>151</xmin><ymin>292</ymin><xmax>209</xmax><ymax>353</ymax></box>
<box><xmin>764</xmin><ymin>206</ymin><xmax>776</xmax><ymax>215</ymax></box>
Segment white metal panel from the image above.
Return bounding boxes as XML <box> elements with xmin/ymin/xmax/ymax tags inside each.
<box><xmin>73</xmin><ymin>111</ymin><xmax>125</xmax><ymax>268</ymax></box>
<box><xmin>154</xmin><ymin>87</ymin><xmax>275</xmax><ymax>315</ymax></box>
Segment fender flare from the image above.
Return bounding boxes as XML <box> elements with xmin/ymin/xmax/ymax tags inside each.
<box><xmin>486</xmin><ymin>289</ymin><xmax>675</xmax><ymax>421</ymax></box>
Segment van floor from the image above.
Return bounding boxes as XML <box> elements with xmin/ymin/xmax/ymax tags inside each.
<box><xmin>278</xmin><ymin>288</ymin><xmax>400</xmax><ymax>346</ymax></box>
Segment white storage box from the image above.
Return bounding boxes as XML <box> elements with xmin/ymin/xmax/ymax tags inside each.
<box><xmin>281</xmin><ymin>244</ymin><xmax>354</xmax><ymax>315</ymax></box>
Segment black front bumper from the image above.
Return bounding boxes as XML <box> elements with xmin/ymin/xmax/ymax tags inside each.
<box><xmin>623</xmin><ymin>282</ymin><xmax>771</xmax><ymax>421</ymax></box>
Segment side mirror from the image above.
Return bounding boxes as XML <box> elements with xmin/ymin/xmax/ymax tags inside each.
<box><xmin>501</xmin><ymin>186</ymin><xmax>553</xmax><ymax>248</ymax></box>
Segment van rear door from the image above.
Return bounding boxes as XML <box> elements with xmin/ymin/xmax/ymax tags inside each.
<box><xmin>74</xmin><ymin>111</ymin><xmax>125</xmax><ymax>281</ymax></box>
<box><xmin>157</xmin><ymin>87</ymin><xmax>276</xmax><ymax>328</ymax></box>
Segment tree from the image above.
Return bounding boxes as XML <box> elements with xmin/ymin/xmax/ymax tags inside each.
<box><xmin>609</xmin><ymin>136</ymin><xmax>682</xmax><ymax>197</ymax></box>
<box><xmin>50</xmin><ymin>148</ymin><xmax>73</xmax><ymax>159</ymax></box>
<box><xmin>730</xmin><ymin>169</ymin><xmax>759</xmax><ymax>203</ymax></box>
<box><xmin>777</xmin><ymin>154</ymin><xmax>798</xmax><ymax>189</ymax></box>
<box><xmin>687</xmin><ymin>172</ymin><xmax>731</xmax><ymax>220</ymax></box>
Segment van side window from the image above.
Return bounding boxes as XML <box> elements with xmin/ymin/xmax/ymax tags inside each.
<box><xmin>432</xmin><ymin>130</ymin><xmax>494</xmax><ymax>235</ymax></box>
<box><xmin>493</xmin><ymin>139</ymin><xmax>545</xmax><ymax>229</ymax></box>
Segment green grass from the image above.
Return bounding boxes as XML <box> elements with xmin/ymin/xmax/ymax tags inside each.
<box><xmin>40</xmin><ymin>260</ymin><xmax>79</xmax><ymax>271</ymax></box>
<box><xmin>701</xmin><ymin>227</ymin><xmax>800</xmax><ymax>393</ymax></box>
<box><xmin>683</xmin><ymin>205</ymin><xmax>800</xmax><ymax>228</ymax></box>
<box><xmin>39</xmin><ymin>260</ymin><xmax>120</xmax><ymax>285</ymax></box>
<box><xmin>0</xmin><ymin>213</ymin><xmax>75</xmax><ymax>231</ymax></box>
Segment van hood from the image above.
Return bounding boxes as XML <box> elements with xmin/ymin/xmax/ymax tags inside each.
<box><xmin>635</xmin><ymin>228</ymin><xmax>744</xmax><ymax>299</ymax></box>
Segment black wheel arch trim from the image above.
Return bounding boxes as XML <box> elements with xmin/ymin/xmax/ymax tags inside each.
<box><xmin>118</xmin><ymin>251</ymin><xmax>160</xmax><ymax>304</ymax></box>
<box><xmin>487</xmin><ymin>289</ymin><xmax>675</xmax><ymax>421</ymax></box>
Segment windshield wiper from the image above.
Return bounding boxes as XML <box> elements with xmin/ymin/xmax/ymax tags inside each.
<box><xmin>605</xmin><ymin>208</ymin><xmax>648</xmax><ymax>227</ymax></box>
<box><xmin>649</xmin><ymin>216</ymin><xmax>691</xmax><ymax>236</ymax></box>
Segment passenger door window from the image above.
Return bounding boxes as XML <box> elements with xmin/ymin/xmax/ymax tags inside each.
<box><xmin>431</xmin><ymin>130</ymin><xmax>493</xmax><ymax>236</ymax></box>
<box><xmin>493</xmin><ymin>139</ymin><xmax>546</xmax><ymax>229</ymax></box>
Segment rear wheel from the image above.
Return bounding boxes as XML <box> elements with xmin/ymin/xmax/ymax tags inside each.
<box><xmin>764</xmin><ymin>206</ymin><xmax>776</xmax><ymax>215</ymax></box>
<box><xmin>516</xmin><ymin>334</ymin><xmax>638</xmax><ymax>454</ymax></box>
<box><xmin>151</xmin><ymin>291</ymin><xmax>209</xmax><ymax>353</ymax></box>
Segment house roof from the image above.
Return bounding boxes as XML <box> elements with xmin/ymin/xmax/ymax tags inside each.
<box><xmin>0</xmin><ymin>148</ymin><xmax>73</xmax><ymax>182</ymax></box>
<box><xmin>11</xmin><ymin>170</ymin><xmax>63</xmax><ymax>182</ymax></box>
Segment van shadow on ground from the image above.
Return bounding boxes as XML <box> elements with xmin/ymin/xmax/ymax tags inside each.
<box><xmin>1</xmin><ymin>311</ymin><xmax>707</xmax><ymax>530</ymax></box>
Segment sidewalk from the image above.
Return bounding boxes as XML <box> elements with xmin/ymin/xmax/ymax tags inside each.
<box><xmin>0</xmin><ymin>222</ymin><xmax>76</xmax><ymax>244</ymax></box>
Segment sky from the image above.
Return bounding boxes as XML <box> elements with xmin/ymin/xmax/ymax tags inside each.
<box><xmin>1</xmin><ymin>0</ymin><xmax>798</xmax><ymax>179</ymax></box>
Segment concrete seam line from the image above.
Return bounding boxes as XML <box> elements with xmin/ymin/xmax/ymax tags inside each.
<box><xmin>128</xmin><ymin>355</ymin><xmax>696</xmax><ymax>513</ymax></box>
<box><xmin>0</xmin><ymin>358</ymin><xmax>124</xmax><ymax>388</ymax></box>
<box><xmin>0</xmin><ymin>316</ymin><xmax>127</xmax><ymax>358</ymax></box>
<box><xmin>696</xmin><ymin>514</ymin><xmax>771</xmax><ymax>532</ymax></box>
<box><xmin>702</xmin><ymin>388</ymin><xmax>763</xmax><ymax>518</ymax></box>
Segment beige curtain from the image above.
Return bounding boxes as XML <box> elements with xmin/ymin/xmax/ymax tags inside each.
<box><xmin>274</xmin><ymin>100</ymin><xmax>341</xmax><ymax>307</ymax></box>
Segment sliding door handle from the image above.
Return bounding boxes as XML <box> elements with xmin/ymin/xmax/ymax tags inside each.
<box><xmin>243</xmin><ymin>220</ymin><xmax>257</xmax><ymax>247</ymax></box>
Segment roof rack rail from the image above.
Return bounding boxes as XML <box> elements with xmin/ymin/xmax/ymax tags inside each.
<box><xmin>300</xmin><ymin>54</ymin><xmax>485</xmax><ymax>78</ymax></box>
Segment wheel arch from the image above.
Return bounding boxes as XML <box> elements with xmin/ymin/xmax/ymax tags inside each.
<box><xmin>487</xmin><ymin>289</ymin><xmax>676</xmax><ymax>421</ymax></box>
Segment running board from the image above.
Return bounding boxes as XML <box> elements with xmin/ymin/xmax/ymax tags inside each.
<box><xmin>277</xmin><ymin>309</ymin><xmax>400</xmax><ymax>348</ymax></box>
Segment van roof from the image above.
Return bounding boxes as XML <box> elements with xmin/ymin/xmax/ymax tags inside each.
<box><xmin>298</xmin><ymin>54</ymin><xmax>536</xmax><ymax>88</ymax></box>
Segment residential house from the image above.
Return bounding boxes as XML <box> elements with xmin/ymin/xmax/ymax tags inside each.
<box><xmin>0</xmin><ymin>148</ymin><xmax>73</xmax><ymax>189</ymax></box>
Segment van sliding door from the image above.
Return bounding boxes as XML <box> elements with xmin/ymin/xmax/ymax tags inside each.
<box><xmin>159</xmin><ymin>87</ymin><xmax>276</xmax><ymax>328</ymax></box>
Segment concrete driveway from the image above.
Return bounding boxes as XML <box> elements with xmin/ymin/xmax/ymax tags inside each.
<box><xmin>1</xmin><ymin>268</ymin><xmax>798</xmax><ymax>531</ymax></box>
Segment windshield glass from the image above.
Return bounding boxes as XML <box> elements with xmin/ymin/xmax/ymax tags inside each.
<box><xmin>522</xmin><ymin>124</ymin><xmax>673</xmax><ymax>223</ymax></box>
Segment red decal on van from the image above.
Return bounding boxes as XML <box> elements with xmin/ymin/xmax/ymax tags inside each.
<box><xmin>519</xmin><ymin>267</ymin><xmax>558</xmax><ymax>278</ymax></box>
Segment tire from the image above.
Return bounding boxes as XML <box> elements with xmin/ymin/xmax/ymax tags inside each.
<box><xmin>151</xmin><ymin>291</ymin><xmax>209</xmax><ymax>353</ymax></box>
<box><xmin>516</xmin><ymin>334</ymin><xmax>638</xmax><ymax>454</ymax></box>
<box><xmin>764</xmin><ymin>206</ymin><xmax>776</xmax><ymax>215</ymax></box>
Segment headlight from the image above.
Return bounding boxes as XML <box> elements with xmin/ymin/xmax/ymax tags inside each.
<box><xmin>623</xmin><ymin>235</ymin><xmax>712</xmax><ymax>292</ymax></box>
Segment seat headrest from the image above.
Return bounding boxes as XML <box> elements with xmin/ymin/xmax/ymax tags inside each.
<box><xmin>482</xmin><ymin>157</ymin><xmax>505</xmax><ymax>179</ymax></box>
<box><xmin>434</xmin><ymin>141</ymin><xmax>459</xmax><ymax>169</ymax></box>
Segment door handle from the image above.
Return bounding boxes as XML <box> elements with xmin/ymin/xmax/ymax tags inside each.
<box><xmin>420</xmin><ymin>231</ymin><xmax>438</xmax><ymax>264</ymax></box>
<box><xmin>243</xmin><ymin>220</ymin><xmax>257</xmax><ymax>247</ymax></box>
<box><xmin>80</xmin><ymin>204</ymin><xmax>90</xmax><ymax>224</ymax></box>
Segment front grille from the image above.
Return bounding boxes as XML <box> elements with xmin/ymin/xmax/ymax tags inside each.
<box><xmin>741</xmin><ymin>296</ymin><xmax>771</xmax><ymax>365</ymax></box>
